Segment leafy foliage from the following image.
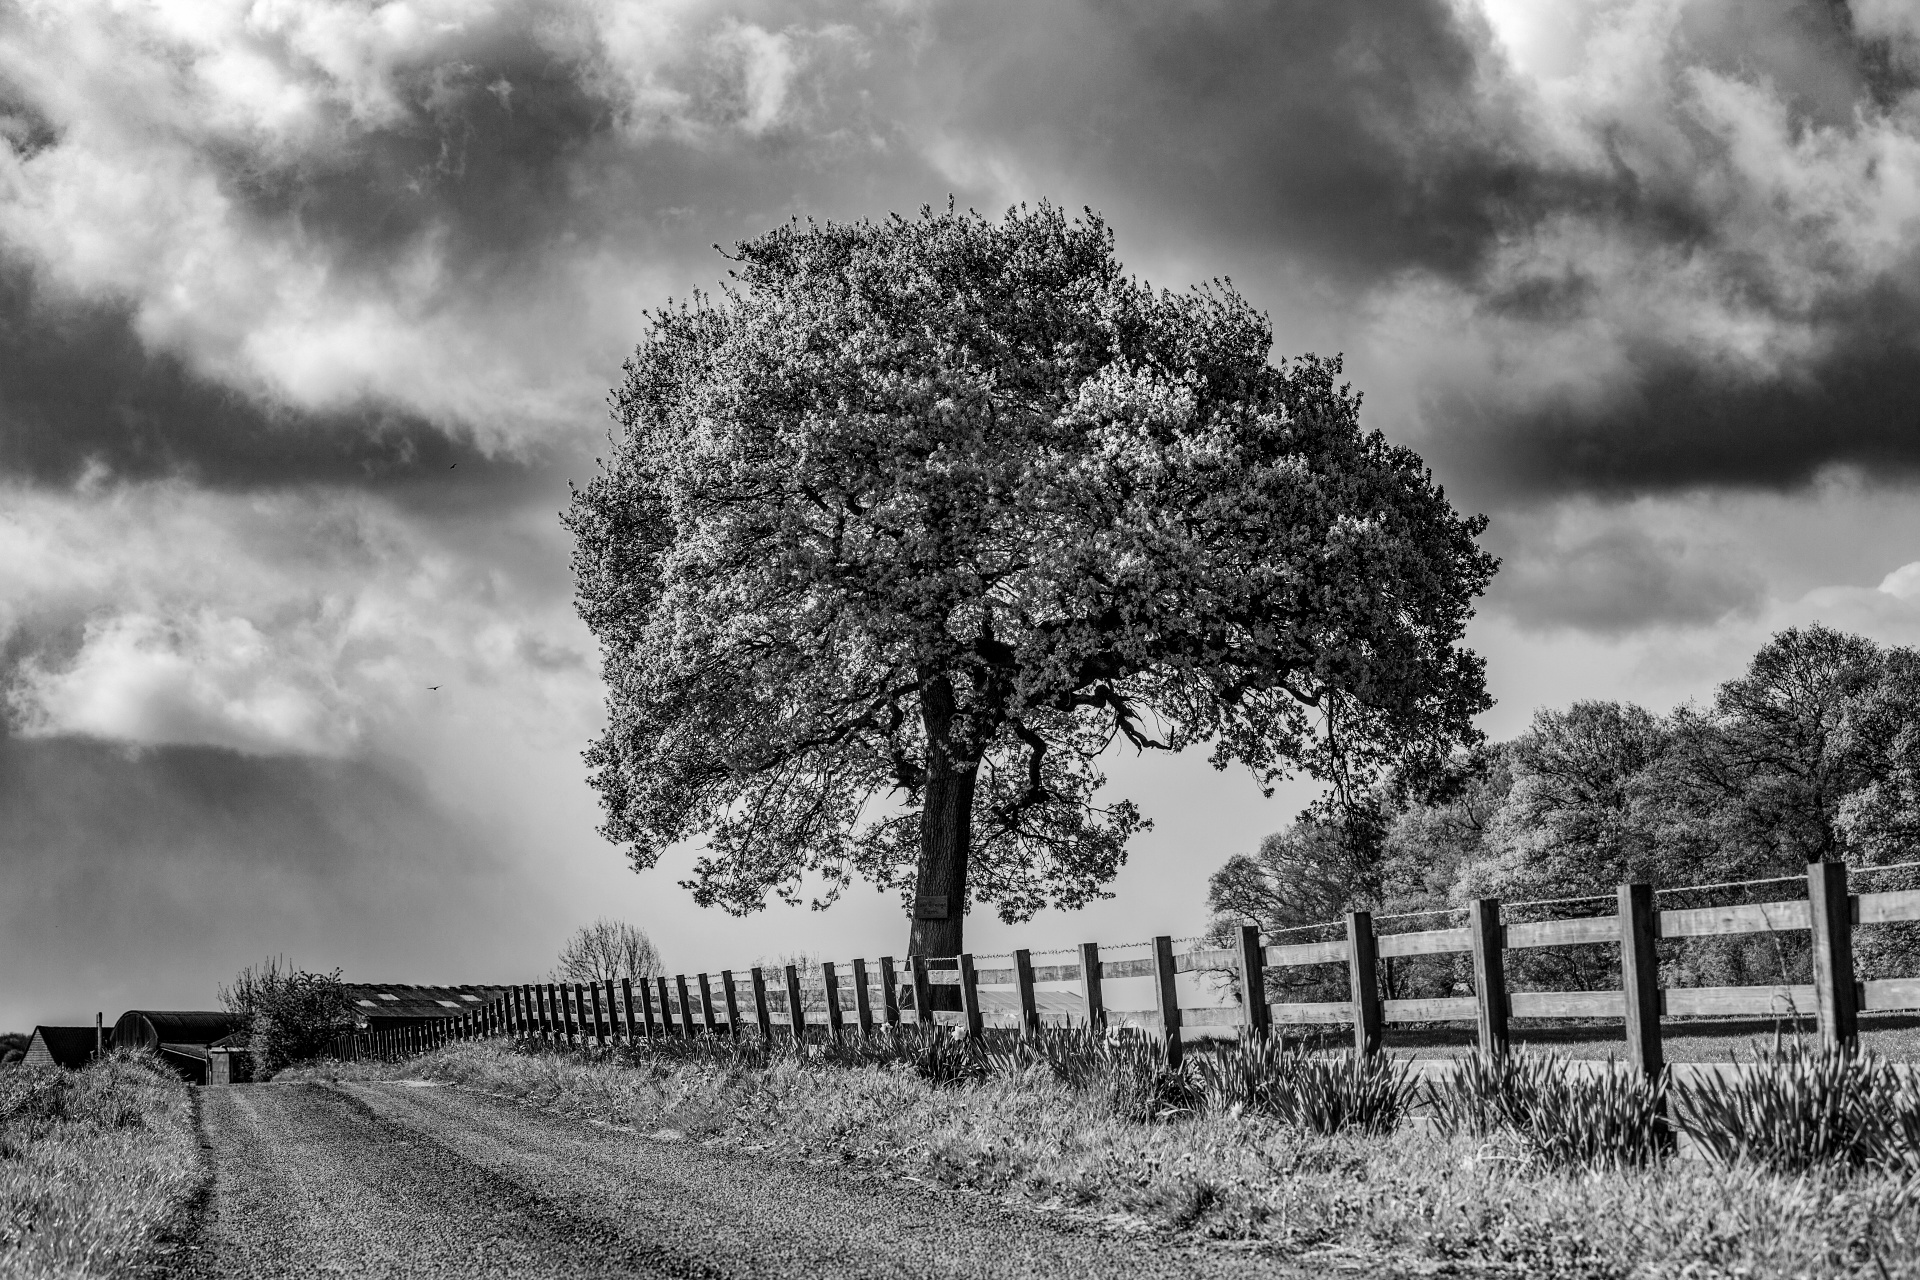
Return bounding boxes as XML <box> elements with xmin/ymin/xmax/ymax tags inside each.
<box><xmin>568</xmin><ymin>202</ymin><xmax>1495</xmax><ymax>936</ymax></box>
<box><xmin>219</xmin><ymin>957</ymin><xmax>356</xmax><ymax>1080</ymax></box>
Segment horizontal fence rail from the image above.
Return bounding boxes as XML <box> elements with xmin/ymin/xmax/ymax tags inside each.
<box><xmin>329</xmin><ymin>861</ymin><xmax>1920</xmax><ymax>1076</ymax></box>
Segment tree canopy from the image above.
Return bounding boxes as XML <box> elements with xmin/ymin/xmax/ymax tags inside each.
<box><xmin>568</xmin><ymin>203</ymin><xmax>1496</xmax><ymax>954</ymax></box>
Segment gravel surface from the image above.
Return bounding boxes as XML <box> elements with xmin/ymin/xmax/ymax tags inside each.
<box><xmin>164</xmin><ymin>1080</ymin><xmax>1311</xmax><ymax>1279</ymax></box>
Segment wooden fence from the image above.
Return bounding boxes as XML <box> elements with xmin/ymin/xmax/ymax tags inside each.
<box><xmin>332</xmin><ymin>861</ymin><xmax>1920</xmax><ymax>1077</ymax></box>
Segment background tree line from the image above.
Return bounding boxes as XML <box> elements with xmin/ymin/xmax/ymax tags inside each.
<box><xmin>1208</xmin><ymin>623</ymin><xmax>1920</xmax><ymax>998</ymax></box>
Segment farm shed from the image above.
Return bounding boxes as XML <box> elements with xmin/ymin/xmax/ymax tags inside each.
<box><xmin>112</xmin><ymin>1011</ymin><xmax>245</xmax><ymax>1084</ymax></box>
<box><xmin>343</xmin><ymin>984</ymin><xmax>515</xmax><ymax>1033</ymax></box>
<box><xmin>22</xmin><ymin>1026</ymin><xmax>99</xmax><ymax>1068</ymax></box>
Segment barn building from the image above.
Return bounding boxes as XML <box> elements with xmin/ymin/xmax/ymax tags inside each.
<box><xmin>112</xmin><ymin>1011</ymin><xmax>246</xmax><ymax>1084</ymax></box>
<box><xmin>22</xmin><ymin>1026</ymin><xmax>100</xmax><ymax>1069</ymax></box>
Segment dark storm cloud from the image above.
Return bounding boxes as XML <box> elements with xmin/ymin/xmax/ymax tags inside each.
<box><xmin>0</xmin><ymin>265</ymin><xmax>525</xmax><ymax>490</ymax></box>
<box><xmin>915</xmin><ymin>0</ymin><xmax>1550</xmax><ymax>286</ymax></box>
<box><xmin>0</xmin><ymin>735</ymin><xmax>547</xmax><ymax>1026</ymax></box>
<box><xmin>1439</xmin><ymin>304</ymin><xmax>1920</xmax><ymax>496</ymax></box>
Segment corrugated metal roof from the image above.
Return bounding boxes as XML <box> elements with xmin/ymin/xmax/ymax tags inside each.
<box><xmin>341</xmin><ymin>984</ymin><xmax>514</xmax><ymax>1024</ymax></box>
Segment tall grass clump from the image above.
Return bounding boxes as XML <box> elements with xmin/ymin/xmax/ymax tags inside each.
<box><xmin>1196</xmin><ymin>1035</ymin><xmax>1415</xmax><ymax>1134</ymax></box>
<box><xmin>1672</xmin><ymin>1042</ymin><xmax>1920</xmax><ymax>1173</ymax></box>
<box><xmin>0</xmin><ymin>1051</ymin><xmax>198</xmax><ymax>1278</ymax></box>
<box><xmin>1429</xmin><ymin>1051</ymin><xmax>1670</xmax><ymax>1168</ymax></box>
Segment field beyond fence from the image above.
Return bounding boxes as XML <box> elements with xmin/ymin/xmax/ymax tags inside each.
<box><xmin>334</xmin><ymin>859</ymin><xmax>1920</xmax><ymax>1073</ymax></box>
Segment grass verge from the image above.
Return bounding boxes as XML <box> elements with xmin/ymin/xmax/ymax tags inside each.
<box><xmin>308</xmin><ymin>1035</ymin><xmax>1920</xmax><ymax>1278</ymax></box>
<box><xmin>0</xmin><ymin>1050</ymin><xmax>200</xmax><ymax>1279</ymax></box>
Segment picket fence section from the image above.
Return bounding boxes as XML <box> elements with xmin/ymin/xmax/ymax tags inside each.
<box><xmin>331</xmin><ymin>861</ymin><xmax>1920</xmax><ymax>1077</ymax></box>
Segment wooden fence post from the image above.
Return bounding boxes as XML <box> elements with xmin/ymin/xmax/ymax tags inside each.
<box><xmin>1809</xmin><ymin>860</ymin><xmax>1859</xmax><ymax>1049</ymax></box>
<box><xmin>852</xmin><ymin>959</ymin><xmax>875</xmax><ymax>1036</ymax></box>
<box><xmin>675</xmin><ymin>975</ymin><xmax>699</xmax><ymax>1037</ymax></box>
<box><xmin>636</xmin><ymin>976</ymin><xmax>657</xmax><ymax>1038</ymax></box>
<box><xmin>567</xmin><ymin>985</ymin><xmax>585</xmax><ymax>1048</ymax></box>
<box><xmin>602</xmin><ymin>979</ymin><xmax>619</xmax><ymax>1044</ymax></box>
<box><xmin>822</xmin><ymin>962</ymin><xmax>845</xmax><ymax>1042</ymax></box>
<box><xmin>1619</xmin><ymin>883</ymin><xmax>1663</xmax><ymax>1081</ymax></box>
<box><xmin>958</xmin><ymin>953</ymin><xmax>984</xmax><ymax>1040</ymax></box>
<box><xmin>590</xmin><ymin>983</ymin><xmax>608</xmax><ymax>1049</ymax></box>
<box><xmin>1236</xmin><ymin>925</ymin><xmax>1270</xmax><ymax>1039</ymax></box>
<box><xmin>657</xmin><ymin>977</ymin><xmax>677</xmax><ymax>1037</ymax></box>
<box><xmin>1013</xmin><ymin>949</ymin><xmax>1040</xmax><ymax>1037</ymax></box>
<box><xmin>621</xmin><ymin>979</ymin><xmax>638</xmax><ymax>1045</ymax></box>
<box><xmin>1079</xmin><ymin>943</ymin><xmax>1105</xmax><ymax>1032</ymax></box>
<box><xmin>784</xmin><ymin>964</ymin><xmax>807</xmax><ymax>1042</ymax></box>
<box><xmin>1151</xmin><ymin>936</ymin><xmax>1183</xmax><ymax>1066</ymax></box>
<box><xmin>515</xmin><ymin>986</ymin><xmax>529</xmax><ymax>1039</ymax></box>
<box><xmin>879</xmin><ymin>957</ymin><xmax>901</xmax><ymax>1026</ymax></box>
<box><xmin>1468</xmin><ymin>898</ymin><xmax>1510</xmax><ymax>1058</ymax></box>
<box><xmin>697</xmin><ymin>973</ymin><xmax>719</xmax><ymax>1035</ymax></box>
<box><xmin>721</xmin><ymin>970</ymin><xmax>742</xmax><ymax>1038</ymax></box>
<box><xmin>541</xmin><ymin>983</ymin><xmax>556</xmax><ymax>1043</ymax></box>
<box><xmin>1345</xmin><ymin>911</ymin><xmax>1382</xmax><ymax>1058</ymax></box>
<box><xmin>910</xmin><ymin>956</ymin><xmax>934</xmax><ymax>1026</ymax></box>
<box><xmin>750</xmin><ymin>967</ymin><xmax>773</xmax><ymax>1038</ymax></box>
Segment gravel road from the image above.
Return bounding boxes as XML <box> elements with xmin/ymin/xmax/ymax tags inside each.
<box><xmin>161</xmin><ymin>1081</ymin><xmax>1308</xmax><ymax>1279</ymax></box>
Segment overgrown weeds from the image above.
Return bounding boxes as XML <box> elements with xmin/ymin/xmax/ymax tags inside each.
<box><xmin>0</xmin><ymin>1050</ymin><xmax>197</xmax><ymax>1278</ymax></box>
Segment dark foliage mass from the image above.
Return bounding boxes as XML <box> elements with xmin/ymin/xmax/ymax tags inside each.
<box><xmin>1210</xmin><ymin>623</ymin><xmax>1920</xmax><ymax>997</ymax></box>
<box><xmin>220</xmin><ymin>957</ymin><xmax>357</xmax><ymax>1080</ymax></box>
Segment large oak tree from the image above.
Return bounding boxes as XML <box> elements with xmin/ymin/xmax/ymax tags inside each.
<box><xmin>566</xmin><ymin>204</ymin><xmax>1496</xmax><ymax>956</ymax></box>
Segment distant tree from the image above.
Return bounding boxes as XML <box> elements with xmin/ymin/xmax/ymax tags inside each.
<box><xmin>1665</xmin><ymin>623</ymin><xmax>1886</xmax><ymax>871</ymax></box>
<box><xmin>567</xmin><ymin>202</ymin><xmax>1497</xmax><ymax>956</ymax></box>
<box><xmin>1836</xmin><ymin>645</ymin><xmax>1920</xmax><ymax>863</ymax></box>
<box><xmin>553</xmin><ymin>919</ymin><xmax>663</xmax><ymax>984</ymax></box>
<box><xmin>1207</xmin><ymin>820</ymin><xmax>1357</xmax><ymax>938</ymax></box>
<box><xmin>0</xmin><ymin>1031</ymin><xmax>27</xmax><ymax>1066</ymax></box>
<box><xmin>219</xmin><ymin>957</ymin><xmax>355</xmax><ymax>1080</ymax></box>
<box><xmin>1458</xmin><ymin>701</ymin><xmax>1680</xmax><ymax>903</ymax></box>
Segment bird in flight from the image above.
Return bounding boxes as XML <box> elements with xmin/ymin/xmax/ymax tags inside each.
<box><xmin>428</xmin><ymin>685</ymin><xmax>441</xmax><ymax>691</ymax></box>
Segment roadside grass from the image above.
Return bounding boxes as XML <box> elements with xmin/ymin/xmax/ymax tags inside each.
<box><xmin>0</xmin><ymin>1050</ymin><xmax>199</xmax><ymax>1279</ymax></box>
<box><xmin>310</xmin><ymin>1033</ymin><xmax>1920</xmax><ymax>1277</ymax></box>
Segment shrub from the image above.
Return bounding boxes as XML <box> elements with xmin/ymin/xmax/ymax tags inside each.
<box><xmin>219</xmin><ymin>957</ymin><xmax>357</xmax><ymax>1079</ymax></box>
<box><xmin>1429</xmin><ymin>1051</ymin><xmax>1670</xmax><ymax>1168</ymax></box>
<box><xmin>1671</xmin><ymin>1041</ymin><xmax>1920</xmax><ymax>1173</ymax></box>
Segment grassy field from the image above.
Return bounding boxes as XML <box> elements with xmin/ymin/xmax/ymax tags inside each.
<box><xmin>308</xmin><ymin>1037</ymin><xmax>1920</xmax><ymax>1278</ymax></box>
<box><xmin>0</xmin><ymin>1050</ymin><xmax>200</xmax><ymax>1278</ymax></box>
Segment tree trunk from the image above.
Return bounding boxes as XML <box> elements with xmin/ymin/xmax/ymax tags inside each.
<box><xmin>908</xmin><ymin>674</ymin><xmax>978</xmax><ymax>960</ymax></box>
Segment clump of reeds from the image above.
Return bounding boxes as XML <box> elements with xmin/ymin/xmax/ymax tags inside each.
<box><xmin>1427</xmin><ymin>1051</ymin><xmax>1670</xmax><ymax>1169</ymax></box>
<box><xmin>1671</xmin><ymin>1040</ymin><xmax>1920</xmax><ymax>1173</ymax></box>
<box><xmin>1195</xmin><ymin>1033</ymin><xmax>1416</xmax><ymax>1134</ymax></box>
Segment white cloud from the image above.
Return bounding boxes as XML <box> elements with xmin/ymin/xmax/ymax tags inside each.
<box><xmin>9</xmin><ymin>609</ymin><xmax>360</xmax><ymax>755</ymax></box>
<box><xmin>0</xmin><ymin>480</ymin><xmax>595</xmax><ymax>756</ymax></box>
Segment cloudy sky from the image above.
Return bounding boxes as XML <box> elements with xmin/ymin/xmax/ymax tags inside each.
<box><xmin>6</xmin><ymin>0</ymin><xmax>1920</xmax><ymax>1030</ymax></box>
